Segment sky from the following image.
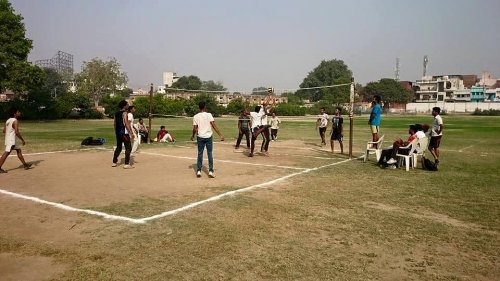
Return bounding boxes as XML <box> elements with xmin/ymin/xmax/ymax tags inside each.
<box><xmin>10</xmin><ymin>0</ymin><xmax>500</xmax><ymax>93</ymax></box>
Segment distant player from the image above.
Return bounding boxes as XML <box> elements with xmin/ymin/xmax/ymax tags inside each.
<box><xmin>0</xmin><ymin>108</ymin><xmax>32</xmax><ymax>173</ymax></box>
<box><xmin>330</xmin><ymin>107</ymin><xmax>344</xmax><ymax>154</ymax></box>
<box><xmin>368</xmin><ymin>95</ymin><xmax>382</xmax><ymax>147</ymax></box>
<box><xmin>429</xmin><ymin>107</ymin><xmax>444</xmax><ymax>165</ymax></box>
<box><xmin>316</xmin><ymin>107</ymin><xmax>329</xmax><ymax>146</ymax></box>
<box><xmin>235</xmin><ymin>109</ymin><xmax>251</xmax><ymax>149</ymax></box>
<box><xmin>269</xmin><ymin>112</ymin><xmax>281</xmax><ymax>141</ymax></box>
<box><xmin>112</xmin><ymin>100</ymin><xmax>135</xmax><ymax>169</ymax></box>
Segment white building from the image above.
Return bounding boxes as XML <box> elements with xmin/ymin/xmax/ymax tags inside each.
<box><xmin>415</xmin><ymin>75</ymin><xmax>468</xmax><ymax>102</ymax></box>
<box><xmin>163</xmin><ymin>72</ymin><xmax>179</xmax><ymax>87</ymax></box>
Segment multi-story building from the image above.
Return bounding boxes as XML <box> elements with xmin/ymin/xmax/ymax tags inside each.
<box><xmin>163</xmin><ymin>72</ymin><xmax>179</xmax><ymax>87</ymax></box>
<box><xmin>415</xmin><ymin>74</ymin><xmax>477</xmax><ymax>102</ymax></box>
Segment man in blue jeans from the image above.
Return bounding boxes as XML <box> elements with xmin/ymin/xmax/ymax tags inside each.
<box><xmin>191</xmin><ymin>101</ymin><xmax>224</xmax><ymax>178</ymax></box>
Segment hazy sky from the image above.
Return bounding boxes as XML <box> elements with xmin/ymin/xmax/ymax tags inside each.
<box><xmin>10</xmin><ymin>0</ymin><xmax>500</xmax><ymax>92</ymax></box>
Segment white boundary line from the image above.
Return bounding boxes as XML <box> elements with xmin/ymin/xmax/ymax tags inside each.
<box><xmin>138</xmin><ymin>157</ymin><xmax>360</xmax><ymax>222</ymax></box>
<box><xmin>0</xmin><ymin>147</ymin><xmax>361</xmax><ymax>224</ymax></box>
<box><xmin>141</xmin><ymin>151</ymin><xmax>308</xmax><ymax>170</ymax></box>
<box><xmin>0</xmin><ymin>188</ymin><xmax>145</xmax><ymax>224</ymax></box>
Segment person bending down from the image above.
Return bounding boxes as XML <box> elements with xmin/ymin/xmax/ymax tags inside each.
<box><xmin>156</xmin><ymin>126</ymin><xmax>175</xmax><ymax>142</ymax></box>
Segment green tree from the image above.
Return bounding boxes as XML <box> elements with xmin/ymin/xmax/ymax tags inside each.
<box><xmin>363</xmin><ymin>78</ymin><xmax>414</xmax><ymax>109</ymax></box>
<box><xmin>201</xmin><ymin>80</ymin><xmax>226</xmax><ymax>91</ymax></box>
<box><xmin>226</xmin><ymin>97</ymin><xmax>249</xmax><ymax>115</ymax></box>
<box><xmin>184</xmin><ymin>94</ymin><xmax>221</xmax><ymax>117</ymax></box>
<box><xmin>75</xmin><ymin>57</ymin><xmax>128</xmax><ymax>107</ymax></box>
<box><xmin>297</xmin><ymin>59</ymin><xmax>352</xmax><ymax>104</ymax></box>
<box><xmin>171</xmin><ymin>75</ymin><xmax>202</xmax><ymax>90</ymax></box>
<box><xmin>281</xmin><ymin>92</ymin><xmax>304</xmax><ymax>105</ymax></box>
<box><xmin>0</xmin><ymin>0</ymin><xmax>44</xmax><ymax>93</ymax></box>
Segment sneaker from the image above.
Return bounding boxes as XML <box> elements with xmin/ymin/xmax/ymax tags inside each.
<box><xmin>388</xmin><ymin>164</ymin><xmax>397</xmax><ymax>169</ymax></box>
<box><xmin>196</xmin><ymin>171</ymin><xmax>201</xmax><ymax>178</ymax></box>
<box><xmin>248</xmin><ymin>153</ymin><xmax>254</xmax><ymax>157</ymax></box>
<box><xmin>0</xmin><ymin>168</ymin><xmax>7</xmax><ymax>173</ymax></box>
<box><xmin>111</xmin><ymin>163</ymin><xmax>118</xmax><ymax>167</ymax></box>
<box><xmin>387</xmin><ymin>158</ymin><xmax>397</xmax><ymax>164</ymax></box>
<box><xmin>23</xmin><ymin>163</ymin><xmax>33</xmax><ymax>170</ymax></box>
<box><xmin>123</xmin><ymin>164</ymin><xmax>134</xmax><ymax>169</ymax></box>
<box><xmin>208</xmin><ymin>171</ymin><xmax>215</xmax><ymax>178</ymax></box>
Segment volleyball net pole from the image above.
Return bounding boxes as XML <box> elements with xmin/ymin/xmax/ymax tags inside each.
<box><xmin>148</xmin><ymin>83</ymin><xmax>153</xmax><ymax>144</ymax></box>
<box><xmin>349</xmin><ymin>77</ymin><xmax>354</xmax><ymax>159</ymax></box>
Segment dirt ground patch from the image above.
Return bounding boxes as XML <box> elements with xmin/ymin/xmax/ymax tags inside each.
<box><xmin>0</xmin><ymin>253</ymin><xmax>67</xmax><ymax>281</ymax></box>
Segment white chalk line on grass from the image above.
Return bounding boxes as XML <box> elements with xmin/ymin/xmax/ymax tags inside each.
<box><xmin>139</xmin><ymin>157</ymin><xmax>359</xmax><ymax>222</ymax></box>
<box><xmin>1</xmin><ymin>147</ymin><xmax>359</xmax><ymax>224</ymax></box>
<box><xmin>141</xmin><ymin>151</ymin><xmax>308</xmax><ymax>170</ymax></box>
<box><xmin>458</xmin><ymin>145</ymin><xmax>474</xmax><ymax>152</ymax></box>
<box><xmin>8</xmin><ymin>147</ymin><xmax>106</xmax><ymax>157</ymax></box>
<box><xmin>0</xmin><ymin>188</ymin><xmax>145</xmax><ymax>224</ymax></box>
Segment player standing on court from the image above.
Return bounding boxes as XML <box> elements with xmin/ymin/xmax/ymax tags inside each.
<box><xmin>0</xmin><ymin>108</ymin><xmax>32</xmax><ymax>173</ymax></box>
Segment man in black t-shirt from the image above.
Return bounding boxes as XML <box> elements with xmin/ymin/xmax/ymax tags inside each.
<box><xmin>112</xmin><ymin>100</ymin><xmax>135</xmax><ymax>168</ymax></box>
<box><xmin>235</xmin><ymin>109</ymin><xmax>251</xmax><ymax>149</ymax></box>
<box><xmin>330</xmin><ymin>107</ymin><xmax>344</xmax><ymax>154</ymax></box>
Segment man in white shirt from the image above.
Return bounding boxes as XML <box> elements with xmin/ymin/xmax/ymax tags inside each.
<box><xmin>0</xmin><ymin>108</ymin><xmax>32</xmax><ymax>173</ymax></box>
<box><xmin>249</xmin><ymin>97</ymin><xmax>273</xmax><ymax>157</ymax></box>
<box><xmin>316</xmin><ymin>107</ymin><xmax>329</xmax><ymax>146</ymax></box>
<box><xmin>269</xmin><ymin>112</ymin><xmax>281</xmax><ymax>141</ymax></box>
<box><xmin>191</xmin><ymin>101</ymin><xmax>224</xmax><ymax>178</ymax></box>
<box><xmin>429</xmin><ymin>107</ymin><xmax>444</xmax><ymax>165</ymax></box>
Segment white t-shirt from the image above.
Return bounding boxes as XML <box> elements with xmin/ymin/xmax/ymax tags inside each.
<box><xmin>193</xmin><ymin>111</ymin><xmax>215</xmax><ymax>138</ymax></box>
<box><xmin>127</xmin><ymin>112</ymin><xmax>134</xmax><ymax>135</ymax></box>
<box><xmin>415</xmin><ymin>131</ymin><xmax>426</xmax><ymax>139</ymax></box>
<box><xmin>318</xmin><ymin>113</ymin><xmax>329</xmax><ymax>128</ymax></box>
<box><xmin>260</xmin><ymin>107</ymin><xmax>268</xmax><ymax>126</ymax></box>
<box><xmin>270</xmin><ymin>116</ymin><xmax>281</xmax><ymax>129</ymax></box>
<box><xmin>250</xmin><ymin>110</ymin><xmax>264</xmax><ymax>129</ymax></box>
<box><xmin>4</xmin><ymin>118</ymin><xmax>17</xmax><ymax>150</ymax></box>
<box><xmin>432</xmin><ymin>115</ymin><xmax>443</xmax><ymax>137</ymax></box>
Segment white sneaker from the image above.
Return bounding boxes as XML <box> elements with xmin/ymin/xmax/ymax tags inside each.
<box><xmin>111</xmin><ymin>163</ymin><xmax>117</xmax><ymax>167</ymax></box>
<box><xmin>387</xmin><ymin>158</ymin><xmax>397</xmax><ymax>164</ymax></box>
<box><xmin>123</xmin><ymin>164</ymin><xmax>134</xmax><ymax>169</ymax></box>
<box><xmin>208</xmin><ymin>171</ymin><xmax>215</xmax><ymax>178</ymax></box>
<box><xmin>196</xmin><ymin>171</ymin><xmax>201</xmax><ymax>178</ymax></box>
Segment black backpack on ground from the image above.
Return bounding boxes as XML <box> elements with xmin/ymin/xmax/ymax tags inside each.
<box><xmin>421</xmin><ymin>156</ymin><xmax>438</xmax><ymax>171</ymax></box>
<box><xmin>81</xmin><ymin>137</ymin><xmax>105</xmax><ymax>146</ymax></box>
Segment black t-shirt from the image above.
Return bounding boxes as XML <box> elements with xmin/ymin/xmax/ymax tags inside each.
<box><xmin>332</xmin><ymin>116</ymin><xmax>343</xmax><ymax>132</ymax></box>
<box><xmin>114</xmin><ymin>110</ymin><xmax>126</xmax><ymax>135</ymax></box>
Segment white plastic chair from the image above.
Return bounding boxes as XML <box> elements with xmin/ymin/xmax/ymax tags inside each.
<box><xmin>396</xmin><ymin>139</ymin><xmax>418</xmax><ymax>171</ymax></box>
<box><xmin>413</xmin><ymin>137</ymin><xmax>429</xmax><ymax>168</ymax></box>
<box><xmin>364</xmin><ymin>135</ymin><xmax>385</xmax><ymax>162</ymax></box>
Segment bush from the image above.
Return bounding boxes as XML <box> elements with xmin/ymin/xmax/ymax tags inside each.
<box><xmin>472</xmin><ymin>108</ymin><xmax>500</xmax><ymax>116</ymax></box>
<box><xmin>273</xmin><ymin>103</ymin><xmax>307</xmax><ymax>116</ymax></box>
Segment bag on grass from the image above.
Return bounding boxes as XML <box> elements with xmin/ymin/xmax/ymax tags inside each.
<box><xmin>421</xmin><ymin>156</ymin><xmax>438</xmax><ymax>171</ymax></box>
<box><xmin>81</xmin><ymin>137</ymin><xmax>105</xmax><ymax>146</ymax></box>
<box><xmin>81</xmin><ymin>136</ymin><xmax>93</xmax><ymax>145</ymax></box>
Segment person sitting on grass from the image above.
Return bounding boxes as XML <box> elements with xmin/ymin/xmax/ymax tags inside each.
<box><xmin>156</xmin><ymin>125</ymin><xmax>175</xmax><ymax>143</ymax></box>
<box><xmin>378</xmin><ymin>124</ymin><xmax>418</xmax><ymax>168</ymax></box>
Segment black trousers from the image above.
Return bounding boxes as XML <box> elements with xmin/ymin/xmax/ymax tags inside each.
<box><xmin>113</xmin><ymin>134</ymin><xmax>132</xmax><ymax>165</ymax></box>
<box><xmin>235</xmin><ymin>128</ymin><xmax>250</xmax><ymax>148</ymax></box>
<box><xmin>271</xmin><ymin>128</ymin><xmax>278</xmax><ymax>140</ymax></box>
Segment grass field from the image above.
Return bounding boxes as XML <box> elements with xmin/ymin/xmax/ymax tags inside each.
<box><xmin>0</xmin><ymin>114</ymin><xmax>499</xmax><ymax>280</ymax></box>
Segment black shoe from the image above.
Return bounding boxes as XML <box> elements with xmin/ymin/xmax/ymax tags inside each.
<box><xmin>0</xmin><ymin>168</ymin><xmax>7</xmax><ymax>173</ymax></box>
<box><xmin>24</xmin><ymin>163</ymin><xmax>33</xmax><ymax>170</ymax></box>
<box><xmin>248</xmin><ymin>153</ymin><xmax>254</xmax><ymax>157</ymax></box>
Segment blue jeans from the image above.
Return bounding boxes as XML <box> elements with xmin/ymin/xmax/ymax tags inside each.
<box><xmin>197</xmin><ymin>136</ymin><xmax>213</xmax><ymax>172</ymax></box>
